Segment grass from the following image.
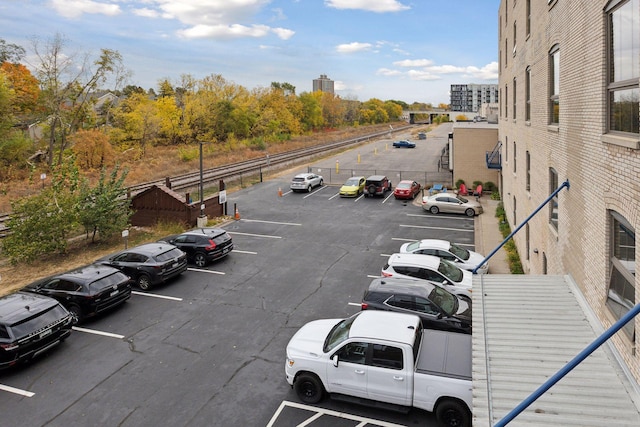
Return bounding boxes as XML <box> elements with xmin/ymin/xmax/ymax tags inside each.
<box><xmin>495</xmin><ymin>202</ymin><xmax>524</xmax><ymax>274</ymax></box>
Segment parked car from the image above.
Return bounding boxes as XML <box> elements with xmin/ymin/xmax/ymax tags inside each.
<box><xmin>363</xmin><ymin>175</ymin><xmax>392</xmax><ymax>197</ymax></box>
<box><xmin>285</xmin><ymin>311</ymin><xmax>472</xmax><ymax>427</ymax></box>
<box><xmin>362</xmin><ymin>277</ymin><xmax>471</xmax><ymax>334</ymax></box>
<box><xmin>160</xmin><ymin>228</ymin><xmax>233</xmax><ymax>267</ymax></box>
<box><xmin>393</xmin><ymin>180</ymin><xmax>421</xmax><ymax>200</ymax></box>
<box><xmin>0</xmin><ymin>292</ymin><xmax>73</xmax><ymax>370</ymax></box>
<box><xmin>23</xmin><ymin>264</ymin><xmax>132</xmax><ymax>324</ymax></box>
<box><xmin>417</xmin><ymin>132</ymin><xmax>427</xmax><ymax>140</ymax></box>
<box><xmin>339</xmin><ymin>176</ymin><xmax>365</xmax><ymax>197</ymax></box>
<box><xmin>95</xmin><ymin>243</ymin><xmax>188</xmax><ymax>291</ymax></box>
<box><xmin>290</xmin><ymin>173</ymin><xmax>324</xmax><ymax>192</ymax></box>
<box><xmin>400</xmin><ymin>239</ymin><xmax>489</xmax><ymax>274</ymax></box>
<box><xmin>422</xmin><ymin>193</ymin><xmax>483</xmax><ymax>217</ymax></box>
<box><xmin>381</xmin><ymin>253</ymin><xmax>472</xmax><ymax>300</ymax></box>
<box><xmin>392</xmin><ymin>139</ymin><xmax>416</xmax><ymax>148</ymax></box>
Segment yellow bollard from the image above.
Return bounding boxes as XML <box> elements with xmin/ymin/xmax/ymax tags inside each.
<box><xmin>357</xmin><ymin>154</ymin><xmax>361</xmax><ymax>164</ymax></box>
<box><xmin>374</xmin><ymin>147</ymin><xmax>378</xmax><ymax>155</ymax></box>
<box><xmin>336</xmin><ymin>160</ymin><xmax>340</xmax><ymax>173</ymax></box>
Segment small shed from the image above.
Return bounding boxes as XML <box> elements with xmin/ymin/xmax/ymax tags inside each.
<box><xmin>130</xmin><ymin>185</ymin><xmax>223</xmax><ymax>227</ymax></box>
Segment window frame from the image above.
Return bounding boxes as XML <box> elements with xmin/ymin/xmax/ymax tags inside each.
<box><xmin>549</xmin><ymin>45</ymin><xmax>560</xmax><ymax>125</ymax></box>
<box><xmin>525</xmin><ymin>66</ymin><xmax>531</xmax><ymax>121</ymax></box>
<box><xmin>549</xmin><ymin>168</ymin><xmax>559</xmax><ymax>231</ymax></box>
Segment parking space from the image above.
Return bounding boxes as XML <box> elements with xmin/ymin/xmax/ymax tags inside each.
<box><xmin>1</xmin><ymin>125</ymin><xmax>477</xmax><ymax>427</ymax></box>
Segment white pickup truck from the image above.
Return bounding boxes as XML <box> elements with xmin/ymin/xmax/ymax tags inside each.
<box><xmin>285</xmin><ymin>311</ymin><xmax>472</xmax><ymax>427</ymax></box>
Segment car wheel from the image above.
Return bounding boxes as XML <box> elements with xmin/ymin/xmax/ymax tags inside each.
<box><xmin>465</xmin><ymin>208</ymin><xmax>475</xmax><ymax>217</ymax></box>
<box><xmin>307</xmin><ymin>185</ymin><xmax>312</xmax><ymax>192</ymax></box>
<box><xmin>319</xmin><ymin>179</ymin><xmax>324</xmax><ymax>187</ymax></box>
<box><xmin>294</xmin><ymin>373</ymin><xmax>325</xmax><ymax>404</ymax></box>
<box><xmin>68</xmin><ymin>304</ymin><xmax>82</xmax><ymax>325</ymax></box>
<box><xmin>430</xmin><ymin>206</ymin><xmax>439</xmax><ymax>214</ymax></box>
<box><xmin>435</xmin><ymin>399</ymin><xmax>470</xmax><ymax>427</ymax></box>
<box><xmin>367</xmin><ymin>185</ymin><xmax>376</xmax><ymax>196</ymax></box>
<box><xmin>194</xmin><ymin>252</ymin><xmax>207</xmax><ymax>268</ymax></box>
<box><xmin>137</xmin><ymin>274</ymin><xmax>153</xmax><ymax>291</ymax></box>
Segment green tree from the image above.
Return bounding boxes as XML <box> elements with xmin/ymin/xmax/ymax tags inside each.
<box><xmin>1</xmin><ymin>158</ymin><xmax>80</xmax><ymax>263</ymax></box>
<box><xmin>77</xmin><ymin>164</ymin><xmax>131</xmax><ymax>243</ymax></box>
<box><xmin>0</xmin><ymin>39</ymin><xmax>25</xmax><ymax>63</ymax></box>
<box><xmin>299</xmin><ymin>91</ymin><xmax>324</xmax><ymax>131</ymax></box>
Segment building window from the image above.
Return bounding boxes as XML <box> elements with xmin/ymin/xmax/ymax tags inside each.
<box><xmin>513</xmin><ymin>77</ymin><xmax>517</xmax><ymax>119</ymax></box>
<box><xmin>513</xmin><ymin>195</ymin><xmax>517</xmax><ymax>225</ymax></box>
<box><xmin>607</xmin><ymin>0</ymin><xmax>640</xmax><ymax>134</ymax></box>
<box><xmin>526</xmin><ymin>0</ymin><xmax>531</xmax><ymax>36</ymax></box>
<box><xmin>526</xmin><ymin>151</ymin><xmax>531</xmax><ymax>191</ymax></box>
<box><xmin>525</xmin><ymin>224</ymin><xmax>530</xmax><ymax>261</ymax></box>
<box><xmin>505</xmin><ymin>136</ymin><xmax>509</xmax><ymax>163</ymax></box>
<box><xmin>549</xmin><ymin>168</ymin><xmax>558</xmax><ymax>230</ymax></box>
<box><xmin>513</xmin><ymin>141</ymin><xmax>517</xmax><ymax>173</ymax></box>
<box><xmin>525</xmin><ymin>66</ymin><xmax>531</xmax><ymax>121</ymax></box>
<box><xmin>549</xmin><ymin>45</ymin><xmax>560</xmax><ymax>124</ymax></box>
<box><xmin>499</xmin><ymin>88</ymin><xmax>502</xmax><ymax>116</ymax></box>
<box><xmin>513</xmin><ymin>22</ymin><xmax>517</xmax><ymax>56</ymax></box>
<box><xmin>606</xmin><ymin>211</ymin><xmax>636</xmax><ymax>339</ymax></box>
<box><xmin>505</xmin><ymin>38</ymin><xmax>508</xmax><ymax>67</ymax></box>
<box><xmin>505</xmin><ymin>84</ymin><xmax>509</xmax><ymax>118</ymax></box>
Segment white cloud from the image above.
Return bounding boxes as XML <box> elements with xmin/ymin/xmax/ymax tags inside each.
<box><xmin>272</xmin><ymin>27</ymin><xmax>295</xmax><ymax>40</ymax></box>
<box><xmin>325</xmin><ymin>0</ymin><xmax>410</xmax><ymax>13</ymax></box>
<box><xmin>49</xmin><ymin>0</ymin><xmax>121</xmax><ymax>19</ymax></box>
<box><xmin>177</xmin><ymin>23</ymin><xmax>271</xmax><ymax>39</ymax></box>
<box><xmin>336</xmin><ymin>42</ymin><xmax>373</xmax><ymax>53</ymax></box>
<box><xmin>393</xmin><ymin>59</ymin><xmax>433</xmax><ymax>67</ymax></box>
<box><xmin>376</xmin><ymin>68</ymin><xmax>402</xmax><ymax>76</ymax></box>
<box><xmin>407</xmin><ymin>69</ymin><xmax>440</xmax><ymax>81</ymax></box>
<box><xmin>133</xmin><ymin>8</ymin><xmax>160</xmax><ymax>18</ymax></box>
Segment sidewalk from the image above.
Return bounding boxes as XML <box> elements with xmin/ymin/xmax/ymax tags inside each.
<box><xmin>475</xmin><ymin>197</ymin><xmax>511</xmax><ymax>274</ymax></box>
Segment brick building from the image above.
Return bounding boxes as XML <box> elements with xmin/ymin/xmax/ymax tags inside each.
<box><xmin>498</xmin><ymin>0</ymin><xmax>639</xmax><ymax>384</ymax></box>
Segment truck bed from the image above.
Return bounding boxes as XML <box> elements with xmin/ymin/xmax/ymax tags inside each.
<box><xmin>416</xmin><ymin>329</ymin><xmax>472</xmax><ymax>380</ymax></box>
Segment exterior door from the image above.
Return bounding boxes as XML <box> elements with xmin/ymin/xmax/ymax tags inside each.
<box><xmin>326</xmin><ymin>342</ymin><xmax>369</xmax><ymax>398</ymax></box>
<box><xmin>366</xmin><ymin>343</ymin><xmax>411</xmax><ymax>406</ymax></box>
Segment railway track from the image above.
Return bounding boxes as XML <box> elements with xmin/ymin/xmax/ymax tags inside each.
<box><xmin>0</xmin><ymin>125</ymin><xmax>412</xmax><ymax>236</ymax></box>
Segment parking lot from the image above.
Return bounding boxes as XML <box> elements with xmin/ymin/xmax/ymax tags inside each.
<box><xmin>0</xmin><ymin>124</ymin><xmax>482</xmax><ymax>427</ymax></box>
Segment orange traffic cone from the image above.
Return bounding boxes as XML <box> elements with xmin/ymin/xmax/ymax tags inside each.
<box><xmin>278</xmin><ymin>187</ymin><xmax>283</xmax><ymax>197</ymax></box>
<box><xmin>234</xmin><ymin>206</ymin><xmax>240</xmax><ymax>220</ymax></box>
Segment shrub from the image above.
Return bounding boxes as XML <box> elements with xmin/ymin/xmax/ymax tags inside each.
<box><xmin>484</xmin><ymin>181</ymin><xmax>496</xmax><ymax>192</ymax></box>
<box><xmin>455</xmin><ymin>179</ymin><xmax>465</xmax><ymax>188</ymax></box>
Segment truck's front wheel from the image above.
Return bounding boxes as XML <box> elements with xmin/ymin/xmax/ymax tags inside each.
<box><xmin>294</xmin><ymin>373</ymin><xmax>324</xmax><ymax>404</ymax></box>
<box><xmin>435</xmin><ymin>400</ymin><xmax>470</xmax><ymax>427</ymax></box>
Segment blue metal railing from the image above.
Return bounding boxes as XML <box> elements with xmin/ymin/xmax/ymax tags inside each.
<box><xmin>472</xmin><ymin>179</ymin><xmax>570</xmax><ymax>274</ymax></box>
<box><xmin>486</xmin><ymin>141</ymin><xmax>502</xmax><ymax>169</ymax></box>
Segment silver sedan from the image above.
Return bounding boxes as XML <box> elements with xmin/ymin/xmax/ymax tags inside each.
<box><xmin>422</xmin><ymin>193</ymin><xmax>483</xmax><ymax>217</ymax></box>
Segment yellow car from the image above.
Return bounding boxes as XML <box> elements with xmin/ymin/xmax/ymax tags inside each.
<box><xmin>339</xmin><ymin>176</ymin><xmax>365</xmax><ymax>197</ymax></box>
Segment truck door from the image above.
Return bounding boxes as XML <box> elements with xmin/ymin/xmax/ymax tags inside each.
<box><xmin>366</xmin><ymin>344</ymin><xmax>412</xmax><ymax>406</ymax></box>
<box><xmin>326</xmin><ymin>342</ymin><xmax>369</xmax><ymax>398</ymax></box>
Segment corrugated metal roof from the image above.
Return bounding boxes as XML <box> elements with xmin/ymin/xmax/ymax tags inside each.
<box><xmin>473</xmin><ymin>274</ymin><xmax>640</xmax><ymax>426</ymax></box>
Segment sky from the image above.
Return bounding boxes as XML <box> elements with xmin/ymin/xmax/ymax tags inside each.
<box><xmin>0</xmin><ymin>0</ymin><xmax>500</xmax><ymax>105</ymax></box>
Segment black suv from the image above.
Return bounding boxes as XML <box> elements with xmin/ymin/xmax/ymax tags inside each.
<box><xmin>160</xmin><ymin>228</ymin><xmax>233</xmax><ymax>267</ymax></box>
<box><xmin>23</xmin><ymin>264</ymin><xmax>132</xmax><ymax>324</ymax></box>
<box><xmin>361</xmin><ymin>277</ymin><xmax>471</xmax><ymax>334</ymax></box>
<box><xmin>96</xmin><ymin>243</ymin><xmax>188</xmax><ymax>290</ymax></box>
<box><xmin>0</xmin><ymin>292</ymin><xmax>73</xmax><ymax>370</ymax></box>
<box><xmin>363</xmin><ymin>175</ymin><xmax>392</xmax><ymax>197</ymax></box>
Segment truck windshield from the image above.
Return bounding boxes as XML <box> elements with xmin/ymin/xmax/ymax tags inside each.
<box><xmin>323</xmin><ymin>314</ymin><xmax>357</xmax><ymax>353</ymax></box>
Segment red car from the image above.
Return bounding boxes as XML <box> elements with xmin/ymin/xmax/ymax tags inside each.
<box><xmin>393</xmin><ymin>180</ymin><xmax>421</xmax><ymax>199</ymax></box>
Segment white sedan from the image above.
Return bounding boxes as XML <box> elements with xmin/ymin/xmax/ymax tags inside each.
<box><xmin>400</xmin><ymin>239</ymin><xmax>489</xmax><ymax>274</ymax></box>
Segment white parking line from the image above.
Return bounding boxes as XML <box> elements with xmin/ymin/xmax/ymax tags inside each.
<box><xmin>348</xmin><ymin>302</ymin><xmax>361</xmax><ymax>307</ymax></box>
<box><xmin>328</xmin><ymin>192</ymin><xmax>340</xmax><ymax>200</ymax></box>
<box><xmin>367</xmin><ymin>274</ymin><xmax>380</xmax><ymax>278</ymax></box>
<box><xmin>406</xmin><ymin>212</ymin><xmax>474</xmax><ymax>221</ymax></box>
<box><xmin>72</xmin><ymin>327</ymin><xmax>125</xmax><ymax>339</ymax></box>
<box><xmin>187</xmin><ymin>268</ymin><xmax>225</xmax><ymax>275</ymax></box>
<box><xmin>228</xmin><ymin>232</ymin><xmax>282</xmax><ymax>239</ymax></box>
<box><xmin>266</xmin><ymin>401</ymin><xmax>407</xmax><ymax>427</ymax></box>
<box><xmin>303</xmin><ymin>186</ymin><xmax>328</xmax><ymax>198</ymax></box>
<box><xmin>131</xmin><ymin>291</ymin><xmax>183</xmax><ymax>301</ymax></box>
<box><xmin>232</xmin><ymin>250</ymin><xmax>257</xmax><ymax>254</ymax></box>
<box><xmin>399</xmin><ymin>224</ymin><xmax>474</xmax><ymax>232</ymax></box>
<box><xmin>240</xmin><ymin>219</ymin><xmax>301</xmax><ymax>226</ymax></box>
<box><xmin>381</xmin><ymin>192</ymin><xmax>394</xmax><ymax>203</ymax></box>
<box><xmin>0</xmin><ymin>384</ymin><xmax>35</xmax><ymax>398</ymax></box>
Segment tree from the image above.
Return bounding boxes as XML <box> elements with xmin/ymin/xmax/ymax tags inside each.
<box><xmin>71</xmin><ymin>129</ymin><xmax>115</xmax><ymax>169</ymax></box>
<box><xmin>77</xmin><ymin>164</ymin><xmax>131</xmax><ymax>243</ymax></box>
<box><xmin>0</xmin><ymin>39</ymin><xmax>25</xmax><ymax>63</ymax></box>
<box><xmin>1</xmin><ymin>158</ymin><xmax>80</xmax><ymax>263</ymax></box>
<box><xmin>298</xmin><ymin>91</ymin><xmax>324</xmax><ymax>131</ymax></box>
<box><xmin>32</xmin><ymin>33</ymin><xmax>128</xmax><ymax>166</ymax></box>
<box><xmin>0</xmin><ymin>62</ymin><xmax>40</xmax><ymax>119</ymax></box>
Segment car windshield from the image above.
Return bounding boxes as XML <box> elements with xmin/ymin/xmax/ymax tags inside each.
<box><xmin>323</xmin><ymin>314</ymin><xmax>357</xmax><ymax>352</ymax></box>
<box><xmin>397</xmin><ymin>182</ymin><xmax>411</xmax><ymax>189</ymax></box>
<box><xmin>292</xmin><ymin>177</ymin><xmax>305</xmax><ymax>182</ymax></box>
<box><xmin>438</xmin><ymin>259</ymin><xmax>464</xmax><ymax>282</ymax></box>
<box><xmin>155</xmin><ymin>248</ymin><xmax>183</xmax><ymax>262</ymax></box>
<box><xmin>449</xmin><ymin>243</ymin><xmax>470</xmax><ymax>261</ymax></box>
<box><xmin>9</xmin><ymin>305</ymin><xmax>68</xmax><ymax>338</ymax></box>
<box><xmin>405</xmin><ymin>241</ymin><xmax>420</xmax><ymax>252</ymax></box>
<box><xmin>345</xmin><ymin>178</ymin><xmax>360</xmax><ymax>186</ymax></box>
<box><xmin>457</xmin><ymin>196</ymin><xmax>469</xmax><ymax>203</ymax></box>
<box><xmin>89</xmin><ymin>272</ymin><xmax>129</xmax><ymax>292</ymax></box>
<box><xmin>428</xmin><ymin>286</ymin><xmax>458</xmax><ymax>316</ymax></box>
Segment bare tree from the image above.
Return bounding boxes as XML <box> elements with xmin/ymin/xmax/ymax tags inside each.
<box><xmin>31</xmin><ymin>33</ymin><xmax>129</xmax><ymax>166</ymax></box>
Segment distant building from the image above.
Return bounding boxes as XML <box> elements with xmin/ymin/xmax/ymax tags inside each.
<box><xmin>450</xmin><ymin>84</ymin><xmax>498</xmax><ymax>112</ymax></box>
<box><xmin>313</xmin><ymin>74</ymin><xmax>334</xmax><ymax>94</ymax></box>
